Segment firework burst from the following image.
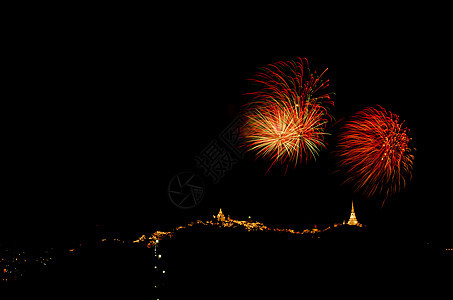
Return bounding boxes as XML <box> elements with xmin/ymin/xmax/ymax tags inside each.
<box><xmin>335</xmin><ymin>106</ymin><xmax>415</xmax><ymax>205</ymax></box>
<box><xmin>241</xmin><ymin>58</ymin><xmax>334</xmax><ymax>171</ymax></box>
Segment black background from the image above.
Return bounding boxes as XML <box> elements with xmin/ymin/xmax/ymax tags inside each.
<box><xmin>2</xmin><ymin>11</ymin><xmax>451</xmax><ymax>250</ymax></box>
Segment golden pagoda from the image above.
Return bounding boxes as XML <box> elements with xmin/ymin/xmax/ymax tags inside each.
<box><xmin>347</xmin><ymin>201</ymin><xmax>359</xmax><ymax>226</ymax></box>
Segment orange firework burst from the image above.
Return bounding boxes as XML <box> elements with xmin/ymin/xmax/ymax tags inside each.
<box><xmin>336</xmin><ymin>106</ymin><xmax>415</xmax><ymax>205</ymax></box>
<box><xmin>241</xmin><ymin>58</ymin><xmax>334</xmax><ymax>171</ymax></box>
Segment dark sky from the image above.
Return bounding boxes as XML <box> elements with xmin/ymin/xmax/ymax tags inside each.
<box><xmin>2</xmin><ymin>16</ymin><xmax>451</xmax><ymax>248</ymax></box>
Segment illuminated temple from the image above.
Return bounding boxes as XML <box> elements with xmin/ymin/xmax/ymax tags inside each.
<box><xmin>346</xmin><ymin>201</ymin><xmax>363</xmax><ymax>227</ymax></box>
<box><xmin>215</xmin><ymin>208</ymin><xmax>226</xmax><ymax>222</ymax></box>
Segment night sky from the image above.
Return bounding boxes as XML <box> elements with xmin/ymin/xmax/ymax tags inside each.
<box><xmin>95</xmin><ymin>29</ymin><xmax>450</xmax><ymax>246</ymax></box>
<box><xmin>2</xmin><ymin>16</ymin><xmax>451</xmax><ymax>249</ymax></box>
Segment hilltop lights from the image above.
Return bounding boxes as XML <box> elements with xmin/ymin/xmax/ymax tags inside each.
<box><xmin>132</xmin><ymin>208</ymin><xmax>355</xmax><ymax>248</ymax></box>
<box><xmin>123</xmin><ymin>207</ymin><xmax>368</xmax><ymax>249</ymax></box>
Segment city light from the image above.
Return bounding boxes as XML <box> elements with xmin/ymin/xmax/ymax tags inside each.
<box><xmin>0</xmin><ymin>248</ymin><xmax>56</xmax><ymax>284</ymax></box>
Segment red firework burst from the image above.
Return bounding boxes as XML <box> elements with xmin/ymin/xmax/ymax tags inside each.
<box><xmin>336</xmin><ymin>106</ymin><xmax>415</xmax><ymax>205</ymax></box>
<box><xmin>241</xmin><ymin>58</ymin><xmax>334</xmax><ymax>171</ymax></box>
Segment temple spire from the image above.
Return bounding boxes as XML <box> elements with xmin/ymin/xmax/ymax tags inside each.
<box><xmin>347</xmin><ymin>201</ymin><xmax>359</xmax><ymax>226</ymax></box>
